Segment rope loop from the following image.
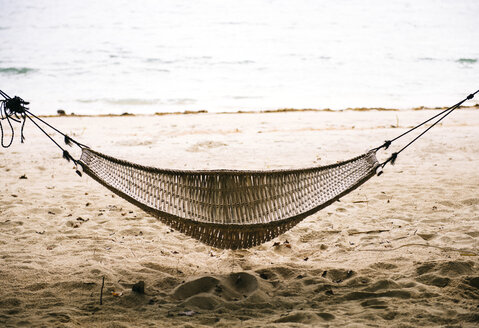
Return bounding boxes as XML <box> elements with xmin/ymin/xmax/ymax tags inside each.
<box><xmin>5</xmin><ymin>96</ymin><xmax>29</xmax><ymax>115</ymax></box>
<box><xmin>0</xmin><ymin>94</ymin><xmax>29</xmax><ymax>148</ymax></box>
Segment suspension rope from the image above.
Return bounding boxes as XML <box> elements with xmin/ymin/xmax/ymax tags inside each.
<box><xmin>25</xmin><ymin>115</ymin><xmax>77</xmax><ymax>164</ymax></box>
<box><xmin>24</xmin><ymin>109</ymin><xmax>88</xmax><ymax>148</ymax></box>
<box><xmin>0</xmin><ymin>90</ymin><xmax>86</xmax><ymax>176</ymax></box>
<box><xmin>374</xmin><ymin>89</ymin><xmax>478</xmax><ymax>171</ymax></box>
<box><xmin>1</xmin><ymin>88</ymin><xmax>477</xmax><ymax>176</ymax></box>
<box><xmin>373</xmin><ymin>90</ymin><xmax>478</xmax><ymax>152</ymax></box>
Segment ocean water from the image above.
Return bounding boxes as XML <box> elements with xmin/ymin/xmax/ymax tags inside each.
<box><xmin>0</xmin><ymin>0</ymin><xmax>478</xmax><ymax>115</ymax></box>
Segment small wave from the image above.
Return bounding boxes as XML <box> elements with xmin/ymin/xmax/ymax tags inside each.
<box><xmin>0</xmin><ymin>67</ymin><xmax>36</xmax><ymax>75</ymax></box>
<box><xmin>145</xmin><ymin>58</ymin><xmax>178</xmax><ymax>64</ymax></box>
<box><xmin>78</xmin><ymin>98</ymin><xmax>161</xmax><ymax>105</ymax></box>
<box><xmin>218</xmin><ymin>60</ymin><xmax>255</xmax><ymax>65</ymax></box>
<box><xmin>457</xmin><ymin>58</ymin><xmax>477</xmax><ymax>64</ymax></box>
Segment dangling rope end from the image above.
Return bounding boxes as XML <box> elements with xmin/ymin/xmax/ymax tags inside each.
<box><xmin>75</xmin><ymin>163</ymin><xmax>83</xmax><ymax>177</ymax></box>
<box><xmin>376</xmin><ymin>166</ymin><xmax>383</xmax><ymax>176</ymax></box>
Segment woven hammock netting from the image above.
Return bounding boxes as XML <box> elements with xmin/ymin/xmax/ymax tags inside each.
<box><xmin>80</xmin><ymin>148</ymin><xmax>379</xmax><ymax>249</ymax></box>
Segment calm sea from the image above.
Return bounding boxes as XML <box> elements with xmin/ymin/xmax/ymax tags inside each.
<box><xmin>0</xmin><ymin>0</ymin><xmax>478</xmax><ymax>115</ymax></box>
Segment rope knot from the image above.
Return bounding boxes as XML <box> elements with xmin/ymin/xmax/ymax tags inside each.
<box><xmin>5</xmin><ymin>96</ymin><xmax>29</xmax><ymax>115</ymax></box>
<box><xmin>467</xmin><ymin>93</ymin><xmax>474</xmax><ymax>100</ymax></box>
<box><xmin>1</xmin><ymin>95</ymin><xmax>29</xmax><ymax>148</ymax></box>
<box><xmin>389</xmin><ymin>152</ymin><xmax>398</xmax><ymax>165</ymax></box>
<box><xmin>383</xmin><ymin>140</ymin><xmax>392</xmax><ymax>150</ymax></box>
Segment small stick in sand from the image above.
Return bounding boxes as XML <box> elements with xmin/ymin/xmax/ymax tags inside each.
<box><xmin>100</xmin><ymin>276</ymin><xmax>105</xmax><ymax>305</ymax></box>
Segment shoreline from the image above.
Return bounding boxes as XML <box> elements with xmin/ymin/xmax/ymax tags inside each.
<box><xmin>38</xmin><ymin>104</ymin><xmax>479</xmax><ymax>118</ymax></box>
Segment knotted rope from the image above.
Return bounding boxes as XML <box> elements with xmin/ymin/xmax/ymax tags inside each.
<box><xmin>0</xmin><ymin>90</ymin><xmax>28</xmax><ymax>148</ymax></box>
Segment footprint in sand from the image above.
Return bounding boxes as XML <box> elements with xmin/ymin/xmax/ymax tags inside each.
<box><xmin>323</xmin><ymin>268</ymin><xmax>355</xmax><ymax>283</ymax></box>
<box><xmin>461</xmin><ymin>198</ymin><xmax>479</xmax><ymax>206</ymax></box>
<box><xmin>414</xmin><ymin>261</ymin><xmax>475</xmax><ymax>288</ymax></box>
<box><xmin>173</xmin><ymin>276</ymin><xmax>219</xmax><ymax>300</ymax></box>
<box><xmin>172</xmin><ymin>272</ymin><xmax>260</xmax><ymax>310</ymax></box>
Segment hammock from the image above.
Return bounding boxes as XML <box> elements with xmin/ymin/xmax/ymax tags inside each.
<box><xmin>80</xmin><ymin>148</ymin><xmax>378</xmax><ymax>249</ymax></box>
<box><xmin>0</xmin><ymin>89</ymin><xmax>477</xmax><ymax>249</ymax></box>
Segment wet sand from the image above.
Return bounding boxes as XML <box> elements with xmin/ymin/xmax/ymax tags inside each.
<box><xmin>1</xmin><ymin>109</ymin><xmax>478</xmax><ymax>327</ymax></box>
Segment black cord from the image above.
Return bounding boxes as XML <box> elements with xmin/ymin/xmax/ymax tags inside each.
<box><xmin>0</xmin><ymin>89</ymin><xmax>87</xmax><ymax>150</ymax></box>
<box><xmin>25</xmin><ymin>109</ymin><xmax>87</xmax><ymax>148</ymax></box>
<box><xmin>0</xmin><ymin>90</ymin><xmax>87</xmax><ymax>176</ymax></box>
<box><xmin>375</xmin><ymin>89</ymin><xmax>478</xmax><ymax>169</ymax></box>
<box><xmin>373</xmin><ymin>90</ymin><xmax>478</xmax><ymax>152</ymax></box>
<box><xmin>24</xmin><ymin>114</ymin><xmax>77</xmax><ymax>164</ymax></box>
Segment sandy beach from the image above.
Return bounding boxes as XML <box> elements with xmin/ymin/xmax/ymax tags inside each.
<box><xmin>1</xmin><ymin>109</ymin><xmax>478</xmax><ymax>327</ymax></box>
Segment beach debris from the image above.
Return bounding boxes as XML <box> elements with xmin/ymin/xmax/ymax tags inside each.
<box><xmin>111</xmin><ymin>291</ymin><xmax>123</xmax><ymax>297</ymax></box>
<box><xmin>178</xmin><ymin>310</ymin><xmax>197</xmax><ymax>317</ymax></box>
<box><xmin>35</xmin><ymin>231</ymin><xmax>45</xmax><ymax>235</ymax></box>
<box><xmin>273</xmin><ymin>240</ymin><xmax>291</xmax><ymax>248</ymax></box>
<box><xmin>132</xmin><ymin>281</ymin><xmax>145</xmax><ymax>294</ymax></box>
<box><xmin>19</xmin><ymin>174</ymin><xmax>27</xmax><ymax>179</ymax></box>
